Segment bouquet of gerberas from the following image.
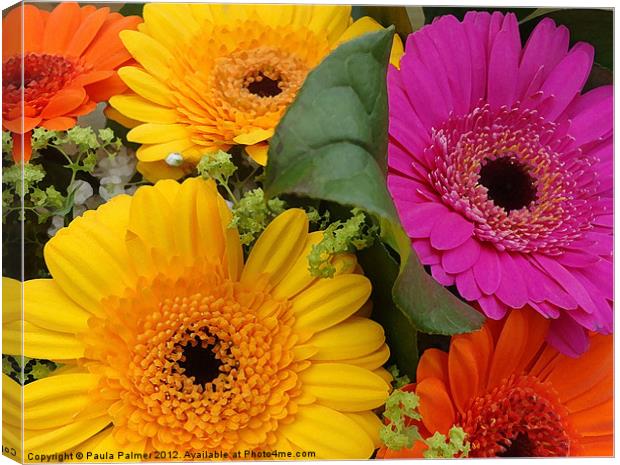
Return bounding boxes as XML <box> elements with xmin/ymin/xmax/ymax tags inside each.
<box><xmin>1</xmin><ymin>2</ymin><xmax>613</xmax><ymax>462</ymax></box>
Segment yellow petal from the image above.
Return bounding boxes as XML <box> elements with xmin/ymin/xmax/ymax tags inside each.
<box><xmin>127</xmin><ymin>123</ymin><xmax>191</xmax><ymax>144</ymax></box>
<box><xmin>344</xmin><ymin>411</ymin><xmax>383</xmax><ymax>448</ymax></box>
<box><xmin>336</xmin><ymin>16</ymin><xmax>404</xmax><ymax>68</ymax></box>
<box><xmin>117</xmin><ymin>67</ymin><xmax>173</xmax><ymax>107</ymax></box>
<box><xmin>3</xmin><ymin>374</ymin><xmax>22</xmax><ymax>428</ymax></box>
<box><xmin>118</xmin><ymin>30</ymin><xmax>173</xmax><ymax>82</ymax></box>
<box><xmin>24</xmin><ymin>279</ymin><xmax>90</xmax><ymax>333</ymax></box>
<box><xmin>71</xmin><ymin>427</ymin><xmax>147</xmax><ymax>459</ymax></box>
<box><xmin>137</xmin><ymin>160</ymin><xmax>187</xmax><ymax>182</ymax></box>
<box><xmin>44</xmin><ymin>195</ymin><xmax>133</xmax><ymax>314</ymax></box>
<box><xmin>5</xmin><ymin>321</ymin><xmax>84</xmax><ymax>360</ymax></box>
<box><xmin>142</xmin><ymin>3</ymin><xmax>201</xmax><ymax>51</ymax></box>
<box><xmin>217</xmin><ymin>194</ymin><xmax>244</xmax><ymax>281</ymax></box>
<box><xmin>308</xmin><ymin>317</ymin><xmax>385</xmax><ymax>361</ymax></box>
<box><xmin>338</xmin><ymin>343</ymin><xmax>390</xmax><ymax>371</ymax></box>
<box><xmin>308</xmin><ymin>6</ymin><xmax>352</xmax><ymax>43</ymax></box>
<box><xmin>300</xmin><ymin>363</ymin><xmax>389</xmax><ymax>411</ymax></box>
<box><xmin>136</xmin><ymin>138</ymin><xmax>196</xmax><ymax>162</ymax></box>
<box><xmin>171</xmin><ymin>178</ymin><xmax>226</xmax><ymax>266</ymax></box>
<box><xmin>109</xmin><ymin>95</ymin><xmax>178</xmax><ymax>125</ymax></box>
<box><xmin>2</xmin><ymin>277</ymin><xmax>21</xmax><ymax>322</ymax></box>
<box><xmin>25</xmin><ymin>416</ymin><xmax>111</xmax><ymax>455</ymax></box>
<box><xmin>2</xmin><ymin>420</ymin><xmax>22</xmax><ymax>462</ymax></box>
<box><xmin>373</xmin><ymin>367</ymin><xmax>394</xmax><ymax>385</ymax></box>
<box><xmin>245</xmin><ymin>143</ymin><xmax>268</xmax><ymax>166</ymax></box>
<box><xmin>233</xmin><ymin>128</ymin><xmax>273</xmax><ymax>146</ymax></box>
<box><xmin>242</xmin><ymin>209</ymin><xmax>309</xmax><ymax>289</ymax></box>
<box><xmin>24</xmin><ymin>373</ymin><xmax>100</xmax><ymax>430</ymax></box>
<box><xmin>127</xmin><ymin>185</ymin><xmax>176</xmax><ymax>255</ymax></box>
<box><xmin>280</xmin><ymin>404</ymin><xmax>375</xmax><ymax>459</ymax></box>
<box><xmin>104</xmin><ymin>106</ymin><xmax>141</xmax><ymax>129</ymax></box>
<box><xmin>292</xmin><ymin>274</ymin><xmax>371</xmax><ymax>335</ymax></box>
<box><xmin>272</xmin><ymin>232</ymin><xmax>324</xmax><ymax>300</ymax></box>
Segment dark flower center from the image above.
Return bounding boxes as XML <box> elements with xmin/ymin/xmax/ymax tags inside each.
<box><xmin>246</xmin><ymin>71</ymin><xmax>283</xmax><ymax>97</ymax></box>
<box><xmin>498</xmin><ymin>432</ymin><xmax>535</xmax><ymax>457</ymax></box>
<box><xmin>479</xmin><ymin>157</ymin><xmax>537</xmax><ymax>212</ymax></box>
<box><xmin>178</xmin><ymin>336</ymin><xmax>223</xmax><ymax>386</ymax></box>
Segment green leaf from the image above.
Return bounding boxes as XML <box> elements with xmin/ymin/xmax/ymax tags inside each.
<box><xmin>264</xmin><ymin>27</ymin><xmax>483</xmax><ymax>346</ymax></box>
<box><xmin>119</xmin><ymin>3</ymin><xmax>144</xmax><ymax>17</ymax></box>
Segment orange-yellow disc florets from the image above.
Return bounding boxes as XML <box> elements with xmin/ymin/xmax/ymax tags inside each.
<box><xmin>86</xmin><ymin>265</ymin><xmax>307</xmax><ymax>452</ymax></box>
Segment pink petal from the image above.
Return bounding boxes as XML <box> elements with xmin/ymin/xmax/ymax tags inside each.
<box><xmin>547</xmin><ymin>314</ymin><xmax>589</xmax><ymax>357</ymax></box>
<box><xmin>462</xmin><ymin>11</ymin><xmax>489</xmax><ymax>104</ymax></box>
<box><xmin>495</xmin><ymin>253</ymin><xmax>528</xmax><ymax>308</ymax></box>
<box><xmin>400</xmin><ymin>202</ymin><xmax>449</xmax><ymax>239</ymax></box>
<box><xmin>478</xmin><ymin>294</ymin><xmax>507</xmax><ymax>320</ymax></box>
<box><xmin>487</xmin><ymin>13</ymin><xmax>520</xmax><ymax>109</ymax></box>
<box><xmin>513</xmin><ymin>254</ymin><xmax>577</xmax><ymax>309</ymax></box>
<box><xmin>539</xmin><ymin>42</ymin><xmax>594</xmax><ymax>120</ymax></box>
<box><xmin>455</xmin><ymin>268</ymin><xmax>482</xmax><ymax>301</ymax></box>
<box><xmin>412</xmin><ymin>239</ymin><xmax>440</xmax><ymax>266</ymax></box>
<box><xmin>557</xmin><ymin>251</ymin><xmax>601</xmax><ymax>268</ymax></box>
<box><xmin>473</xmin><ymin>245</ymin><xmax>502</xmax><ymax>295</ymax></box>
<box><xmin>530</xmin><ymin>301</ymin><xmax>561</xmax><ymax>319</ymax></box>
<box><xmin>534</xmin><ymin>254</ymin><xmax>598</xmax><ymax>315</ymax></box>
<box><xmin>441</xmin><ymin>237</ymin><xmax>481</xmax><ymax>274</ymax></box>
<box><xmin>567</xmin><ymin>86</ymin><xmax>613</xmax><ymax>147</ymax></box>
<box><xmin>431</xmin><ymin>264</ymin><xmax>455</xmax><ymax>286</ymax></box>
<box><xmin>429</xmin><ymin>211</ymin><xmax>474</xmax><ymax>250</ymax></box>
<box><xmin>517</xmin><ymin>18</ymin><xmax>569</xmax><ymax>99</ymax></box>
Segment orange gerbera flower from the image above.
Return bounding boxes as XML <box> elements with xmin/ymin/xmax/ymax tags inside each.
<box><xmin>2</xmin><ymin>3</ymin><xmax>141</xmax><ymax>162</ymax></box>
<box><xmin>378</xmin><ymin>309</ymin><xmax>613</xmax><ymax>458</ymax></box>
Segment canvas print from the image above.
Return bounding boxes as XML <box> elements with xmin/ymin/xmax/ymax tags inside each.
<box><xmin>1</xmin><ymin>2</ymin><xmax>614</xmax><ymax>462</ymax></box>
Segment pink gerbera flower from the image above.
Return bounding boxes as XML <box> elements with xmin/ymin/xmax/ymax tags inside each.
<box><xmin>388</xmin><ymin>11</ymin><xmax>613</xmax><ymax>356</ymax></box>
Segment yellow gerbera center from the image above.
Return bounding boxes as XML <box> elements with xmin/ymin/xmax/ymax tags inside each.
<box><xmin>212</xmin><ymin>46</ymin><xmax>309</xmax><ymax>115</ymax></box>
<box><xmin>87</xmin><ymin>266</ymin><xmax>306</xmax><ymax>451</ymax></box>
<box><xmin>165</xmin><ymin>21</ymin><xmax>330</xmax><ymax>150</ymax></box>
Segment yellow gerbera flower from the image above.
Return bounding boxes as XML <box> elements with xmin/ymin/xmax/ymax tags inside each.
<box><xmin>108</xmin><ymin>3</ymin><xmax>403</xmax><ymax>180</ymax></box>
<box><xmin>3</xmin><ymin>178</ymin><xmax>391</xmax><ymax>459</ymax></box>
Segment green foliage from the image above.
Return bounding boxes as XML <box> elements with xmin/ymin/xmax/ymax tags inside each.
<box><xmin>198</xmin><ymin>150</ymin><xmax>238</xmax><ymax>182</ymax></box>
<box><xmin>308</xmin><ymin>208</ymin><xmax>377</xmax><ymax>278</ymax></box>
<box><xmin>263</xmin><ymin>27</ymin><xmax>483</xmax><ymax>351</ymax></box>
<box><xmin>380</xmin><ymin>388</ymin><xmax>470</xmax><ymax>457</ymax></box>
<box><xmin>423</xmin><ymin>427</ymin><xmax>471</xmax><ymax>458</ymax></box>
<box><xmin>2</xmin><ymin>131</ymin><xmax>13</xmax><ymax>154</ymax></box>
<box><xmin>2</xmin><ymin>355</ymin><xmax>58</xmax><ymax>385</ymax></box>
<box><xmin>387</xmin><ymin>364</ymin><xmax>411</xmax><ymax>389</ymax></box>
<box><xmin>230</xmin><ymin>188</ymin><xmax>286</xmax><ymax>246</ymax></box>
<box><xmin>380</xmin><ymin>389</ymin><xmax>422</xmax><ymax>450</ymax></box>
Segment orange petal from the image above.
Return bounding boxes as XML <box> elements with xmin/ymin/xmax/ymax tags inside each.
<box><xmin>575</xmin><ymin>435</ymin><xmax>613</xmax><ymax>457</ymax></box>
<box><xmin>514</xmin><ymin>308</ymin><xmax>550</xmax><ymax>373</ymax></box>
<box><xmin>528</xmin><ymin>344</ymin><xmax>560</xmax><ymax>379</ymax></box>
<box><xmin>569</xmin><ymin>399</ymin><xmax>613</xmax><ymax>436</ymax></box>
<box><xmin>23</xmin><ymin>4</ymin><xmax>46</xmax><ymax>54</ymax></box>
<box><xmin>3</xmin><ymin>116</ymin><xmax>41</xmax><ymax>134</ymax></box>
<box><xmin>40</xmin><ymin>117</ymin><xmax>76</xmax><ymax>131</ymax></box>
<box><xmin>66</xmin><ymin>7</ymin><xmax>110</xmax><ymax>57</ymax></box>
<box><xmin>2</xmin><ymin>5</ymin><xmax>22</xmax><ymax>59</ymax></box>
<box><xmin>72</xmin><ymin>70</ymin><xmax>114</xmax><ymax>87</ymax></box>
<box><xmin>82</xmin><ymin>15</ymin><xmax>142</xmax><ymax>67</ymax></box>
<box><xmin>96</xmin><ymin>48</ymin><xmax>134</xmax><ymax>72</ymax></box>
<box><xmin>416</xmin><ymin>348</ymin><xmax>448</xmax><ymax>385</ymax></box>
<box><xmin>416</xmin><ymin>377</ymin><xmax>455</xmax><ymax>435</ymax></box>
<box><xmin>377</xmin><ymin>440</ymin><xmax>427</xmax><ymax>459</ymax></box>
<box><xmin>13</xmin><ymin>131</ymin><xmax>32</xmax><ymax>163</ymax></box>
<box><xmin>68</xmin><ymin>101</ymin><xmax>97</xmax><ymax>118</ymax></box>
<box><xmin>448</xmin><ymin>338</ymin><xmax>479</xmax><ymax>414</ymax></box>
<box><xmin>457</xmin><ymin>324</ymin><xmax>494</xmax><ymax>389</ymax></box>
<box><xmin>84</xmin><ymin>74</ymin><xmax>128</xmax><ymax>103</ymax></box>
<box><xmin>546</xmin><ymin>334</ymin><xmax>612</xmax><ymax>403</ymax></box>
<box><xmin>565</xmin><ymin>372</ymin><xmax>613</xmax><ymax>414</ymax></box>
<box><xmin>42</xmin><ymin>3</ymin><xmax>82</xmax><ymax>54</ymax></box>
<box><xmin>40</xmin><ymin>87</ymin><xmax>86</xmax><ymax>119</ymax></box>
<box><xmin>486</xmin><ymin>310</ymin><xmax>528</xmax><ymax>389</ymax></box>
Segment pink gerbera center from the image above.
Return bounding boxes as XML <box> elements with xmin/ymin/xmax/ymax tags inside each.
<box><xmin>427</xmin><ymin>103</ymin><xmax>598</xmax><ymax>254</ymax></box>
<box><xmin>2</xmin><ymin>53</ymin><xmax>85</xmax><ymax>117</ymax></box>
